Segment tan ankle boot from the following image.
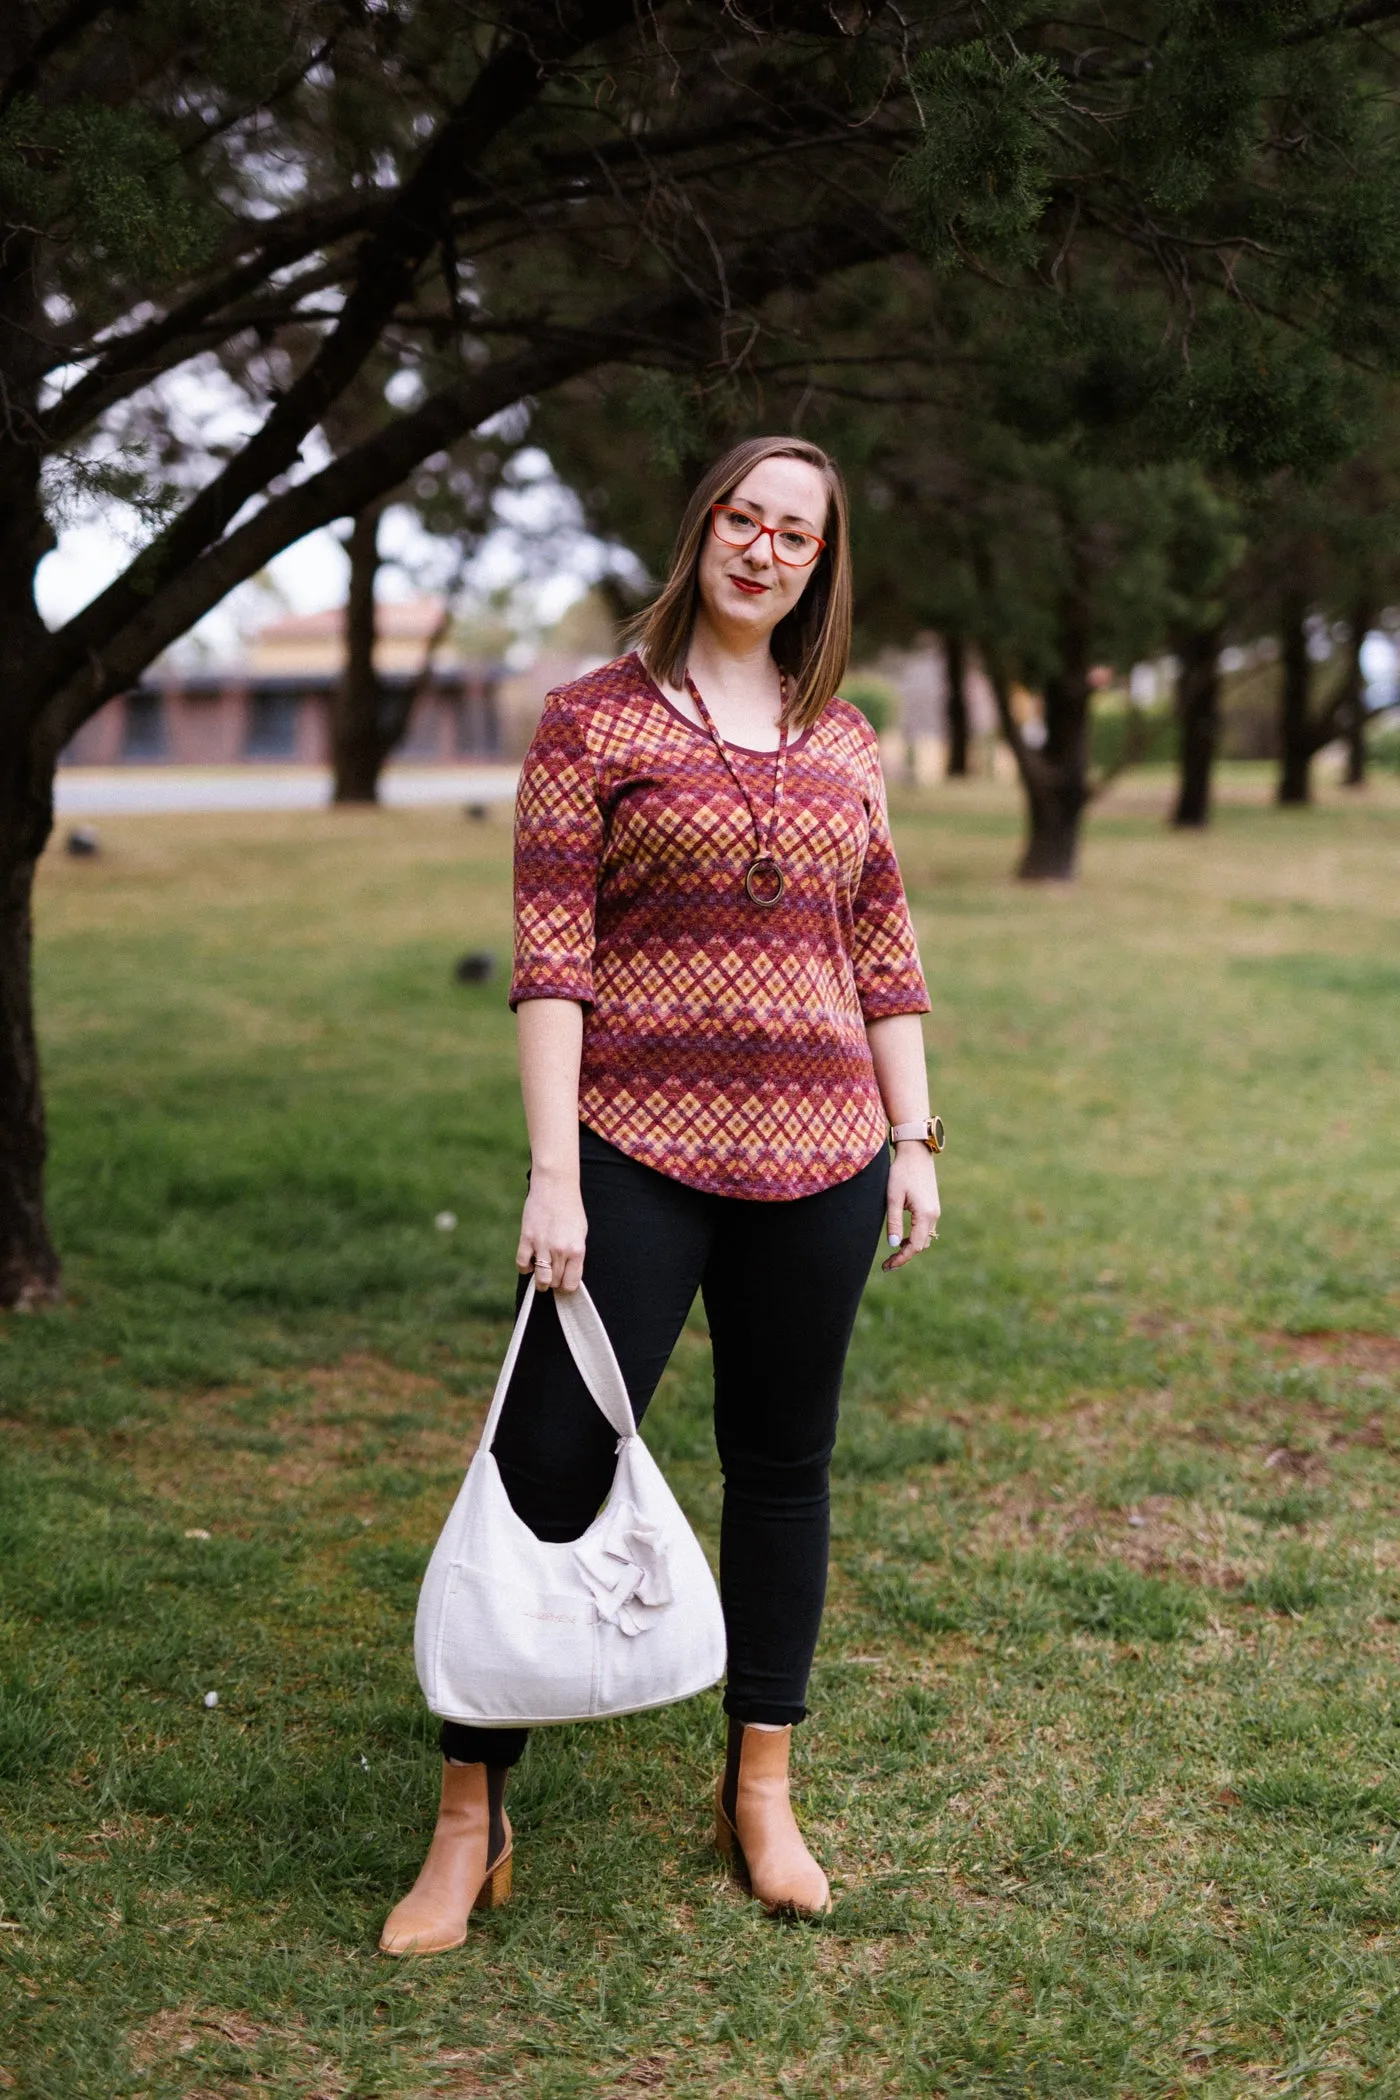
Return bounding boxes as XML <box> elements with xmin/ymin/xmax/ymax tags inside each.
<box><xmin>715</xmin><ymin>1721</ymin><xmax>831</xmax><ymax>1916</ymax></box>
<box><xmin>379</xmin><ymin>1760</ymin><xmax>512</xmax><ymax>1956</ymax></box>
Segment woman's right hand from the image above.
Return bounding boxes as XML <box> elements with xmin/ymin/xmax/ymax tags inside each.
<box><xmin>516</xmin><ymin>1167</ymin><xmax>588</xmax><ymax>1293</ymax></box>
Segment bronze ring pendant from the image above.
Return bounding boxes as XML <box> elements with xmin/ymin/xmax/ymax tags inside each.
<box><xmin>744</xmin><ymin>856</ymin><xmax>785</xmax><ymax>907</ymax></box>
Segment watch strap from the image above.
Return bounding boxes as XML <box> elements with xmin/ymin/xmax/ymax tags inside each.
<box><xmin>890</xmin><ymin>1116</ymin><xmax>945</xmax><ymax>1153</ymax></box>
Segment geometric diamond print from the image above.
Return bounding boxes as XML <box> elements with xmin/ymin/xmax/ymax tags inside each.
<box><xmin>511</xmin><ymin>652</ymin><xmax>930</xmax><ymax>1201</ymax></box>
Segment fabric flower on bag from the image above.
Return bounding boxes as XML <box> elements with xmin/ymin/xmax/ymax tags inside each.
<box><xmin>574</xmin><ymin>1510</ymin><xmax>674</xmax><ymax>1635</ymax></box>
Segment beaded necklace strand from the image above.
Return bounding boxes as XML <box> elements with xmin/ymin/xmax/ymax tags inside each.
<box><xmin>684</xmin><ymin>670</ymin><xmax>789</xmax><ymax>907</ymax></box>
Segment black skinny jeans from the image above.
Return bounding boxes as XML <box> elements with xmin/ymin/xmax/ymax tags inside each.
<box><xmin>441</xmin><ymin>1126</ymin><xmax>888</xmax><ymax>1768</ymax></box>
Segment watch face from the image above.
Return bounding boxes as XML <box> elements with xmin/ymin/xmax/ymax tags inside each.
<box><xmin>930</xmin><ymin>1116</ymin><xmax>945</xmax><ymax>1152</ymax></box>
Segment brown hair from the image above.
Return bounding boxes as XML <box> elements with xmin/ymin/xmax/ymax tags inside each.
<box><xmin>625</xmin><ymin>435</ymin><xmax>852</xmax><ymax>732</ymax></box>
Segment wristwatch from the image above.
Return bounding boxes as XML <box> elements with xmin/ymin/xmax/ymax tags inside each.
<box><xmin>890</xmin><ymin>1116</ymin><xmax>945</xmax><ymax>1154</ymax></box>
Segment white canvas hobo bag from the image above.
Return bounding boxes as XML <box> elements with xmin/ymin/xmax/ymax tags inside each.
<box><xmin>415</xmin><ymin>1280</ymin><xmax>727</xmax><ymax>1727</ymax></box>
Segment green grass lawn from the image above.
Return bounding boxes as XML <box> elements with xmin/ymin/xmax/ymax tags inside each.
<box><xmin>3</xmin><ymin>763</ymin><xmax>1399</xmax><ymax>2099</ymax></box>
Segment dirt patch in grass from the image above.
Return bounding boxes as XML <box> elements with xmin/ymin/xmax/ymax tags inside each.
<box><xmin>129</xmin><ymin>2005</ymin><xmax>353</xmax><ymax>2098</ymax></box>
<box><xmin>600</xmin><ymin>2054</ymin><xmax>681</xmax><ymax>2093</ymax></box>
<box><xmin>297</xmin><ymin>1352</ymin><xmax>477</xmax><ymax>1416</ymax></box>
<box><xmin>1272</xmin><ymin>1330</ymin><xmax>1400</xmax><ymax>1377</ymax></box>
<box><xmin>423</xmin><ymin>2053</ymin><xmax>496</xmax><ymax>2099</ymax></box>
<box><xmin>112</xmin><ymin>1354</ymin><xmax>487</xmax><ymax>1514</ymax></box>
<box><xmin>429</xmin><ymin>2043</ymin><xmax>897</xmax><ymax>2100</ymax></box>
<box><xmin>949</xmin><ymin>1479</ymin><xmax>1262</xmax><ymax>1594</ymax></box>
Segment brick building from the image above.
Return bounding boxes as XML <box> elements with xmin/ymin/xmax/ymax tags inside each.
<box><xmin>61</xmin><ymin>600</ymin><xmax>503</xmax><ymax>767</ymax></box>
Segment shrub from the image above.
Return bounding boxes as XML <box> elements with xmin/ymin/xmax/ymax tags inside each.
<box><xmin>1089</xmin><ymin>702</ymin><xmax>1175</xmax><ymax>771</ymax></box>
<box><xmin>1370</xmin><ymin>717</ymin><xmax>1400</xmax><ymax>772</ymax></box>
<box><xmin>841</xmin><ymin>675</ymin><xmax>900</xmax><ymax>734</ymax></box>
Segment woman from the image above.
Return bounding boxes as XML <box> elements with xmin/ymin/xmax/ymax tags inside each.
<box><xmin>381</xmin><ymin>435</ymin><xmax>940</xmax><ymax>1955</ymax></box>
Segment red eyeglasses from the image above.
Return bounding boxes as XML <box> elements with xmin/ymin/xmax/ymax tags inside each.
<box><xmin>710</xmin><ymin>503</ymin><xmax>826</xmax><ymax>569</ymax></box>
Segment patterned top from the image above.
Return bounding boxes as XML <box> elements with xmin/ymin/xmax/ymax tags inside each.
<box><xmin>510</xmin><ymin>652</ymin><xmax>929</xmax><ymax>1201</ymax></box>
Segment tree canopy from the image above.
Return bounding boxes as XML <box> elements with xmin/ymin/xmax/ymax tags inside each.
<box><xmin>10</xmin><ymin>2</ymin><xmax>1400</xmax><ymax>759</ymax></box>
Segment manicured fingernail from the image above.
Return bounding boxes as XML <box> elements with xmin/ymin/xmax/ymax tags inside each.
<box><xmin>887</xmin><ymin>1233</ymin><xmax>902</xmax><ymax>1249</ymax></box>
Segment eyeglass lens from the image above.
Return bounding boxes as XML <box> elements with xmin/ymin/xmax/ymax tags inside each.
<box><xmin>711</xmin><ymin>506</ymin><xmax>822</xmax><ymax>567</ymax></box>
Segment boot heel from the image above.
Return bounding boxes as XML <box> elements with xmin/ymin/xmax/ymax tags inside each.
<box><xmin>473</xmin><ymin>1851</ymin><xmax>512</xmax><ymax>1911</ymax></box>
<box><xmin>714</xmin><ymin>1784</ymin><xmax>750</xmax><ymax>1889</ymax></box>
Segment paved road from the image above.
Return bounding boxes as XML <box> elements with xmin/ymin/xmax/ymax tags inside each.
<box><xmin>54</xmin><ymin>764</ymin><xmax>520</xmax><ymax>818</ymax></box>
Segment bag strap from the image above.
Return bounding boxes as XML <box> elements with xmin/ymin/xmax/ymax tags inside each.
<box><xmin>554</xmin><ymin>1283</ymin><xmax>637</xmax><ymax>1442</ymax></box>
<box><xmin>476</xmin><ymin>1280</ymin><xmax>638</xmax><ymax>1454</ymax></box>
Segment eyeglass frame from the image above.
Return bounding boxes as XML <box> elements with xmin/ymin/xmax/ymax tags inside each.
<box><xmin>708</xmin><ymin>502</ymin><xmax>827</xmax><ymax>569</ymax></box>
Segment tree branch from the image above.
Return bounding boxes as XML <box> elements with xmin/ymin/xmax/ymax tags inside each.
<box><xmin>1305</xmin><ymin>678</ymin><xmax>1360</xmax><ymax>755</ymax></box>
<box><xmin>37</xmin><ymin>0</ymin><xmax>638</xmax><ymax>669</ymax></box>
<box><xmin>0</xmin><ymin>0</ymin><xmax>116</xmax><ymax>119</ymax></box>
<box><xmin>981</xmin><ymin>639</ymin><xmax>1047</xmax><ymax>799</ymax></box>
<box><xmin>38</xmin><ymin>194</ymin><xmax>384</xmax><ymax>435</ymax></box>
<box><xmin>36</xmin><ymin>333</ymin><xmax>589</xmax><ymax>758</ymax></box>
<box><xmin>38</xmin><ymin>57</ymin><xmax>899</xmax><ymax>438</ymax></box>
<box><xmin>1065</xmin><ymin>1</ymin><xmax>1400</xmax><ymax>81</ymax></box>
<box><xmin>1283</xmin><ymin>2</ymin><xmax>1400</xmax><ymax>40</ymax></box>
<box><xmin>35</xmin><ymin>210</ymin><xmax>905</xmax><ymax>754</ymax></box>
<box><xmin>1087</xmin><ymin>702</ymin><xmax>1154</xmax><ymax>798</ymax></box>
<box><xmin>967</xmin><ymin>535</ymin><xmax>1053</xmax><ymax>800</ymax></box>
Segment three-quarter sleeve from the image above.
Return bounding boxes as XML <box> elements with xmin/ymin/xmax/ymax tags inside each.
<box><xmin>850</xmin><ymin>744</ymin><xmax>930</xmax><ymax>1021</ymax></box>
<box><xmin>509</xmin><ymin>696</ymin><xmax>604</xmax><ymax>1010</ymax></box>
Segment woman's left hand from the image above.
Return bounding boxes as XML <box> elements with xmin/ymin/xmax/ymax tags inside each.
<box><xmin>881</xmin><ymin>1145</ymin><xmax>941</xmax><ymax>1271</ymax></box>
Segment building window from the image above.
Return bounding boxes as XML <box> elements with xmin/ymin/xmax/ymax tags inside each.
<box><xmin>399</xmin><ymin>691</ymin><xmax>443</xmax><ymax>758</ymax></box>
<box><xmin>122</xmin><ymin>689</ymin><xmax>167</xmax><ymax>760</ymax></box>
<box><xmin>245</xmin><ymin>688</ymin><xmax>301</xmax><ymax>758</ymax></box>
<box><xmin>454</xmin><ymin>685</ymin><xmax>499</xmax><ymax>757</ymax></box>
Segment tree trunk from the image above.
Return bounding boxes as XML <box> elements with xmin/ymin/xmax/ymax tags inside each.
<box><xmin>0</xmin><ymin>347</ymin><xmax>63</xmax><ymax>1304</ymax></box>
<box><xmin>1344</xmin><ymin>699</ymin><xmax>1368</xmax><ymax>789</ymax></box>
<box><xmin>330</xmin><ymin>502</ymin><xmax>392</xmax><ymax>804</ymax></box>
<box><xmin>944</xmin><ymin>629</ymin><xmax>970</xmax><ymax>778</ymax></box>
<box><xmin>1277</xmin><ymin>592</ymin><xmax>1314</xmax><ymax>806</ymax></box>
<box><xmin>1340</xmin><ymin>596</ymin><xmax>1373</xmax><ymax>789</ymax></box>
<box><xmin>1018</xmin><ymin>766</ymin><xmax>1087</xmax><ymax>878</ymax></box>
<box><xmin>1017</xmin><ymin>563</ymin><xmax>1093</xmax><ymax>880</ymax></box>
<box><xmin>977</xmin><ymin>560</ymin><xmax>1093</xmax><ymax>881</ymax></box>
<box><xmin>0</xmin><ymin>797</ymin><xmax>60</xmax><ymax>1307</ymax></box>
<box><xmin>1171</xmin><ymin>622</ymin><xmax>1223</xmax><ymax>828</ymax></box>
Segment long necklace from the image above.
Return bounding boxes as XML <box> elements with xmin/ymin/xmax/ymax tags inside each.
<box><xmin>684</xmin><ymin>670</ymin><xmax>789</xmax><ymax>907</ymax></box>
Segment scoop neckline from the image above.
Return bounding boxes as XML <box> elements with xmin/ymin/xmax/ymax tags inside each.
<box><xmin>630</xmin><ymin>652</ymin><xmax>817</xmax><ymax>756</ymax></box>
